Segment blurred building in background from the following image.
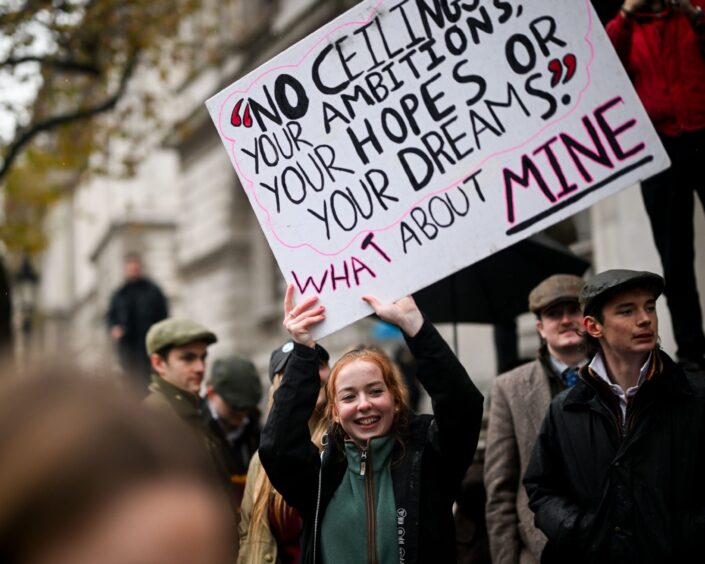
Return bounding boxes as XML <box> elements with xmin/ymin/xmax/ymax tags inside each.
<box><xmin>33</xmin><ymin>0</ymin><xmax>705</xmax><ymax>401</ymax></box>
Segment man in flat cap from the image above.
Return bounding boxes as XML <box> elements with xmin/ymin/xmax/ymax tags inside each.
<box><xmin>144</xmin><ymin>318</ymin><xmax>230</xmax><ymax>490</ymax></box>
<box><xmin>204</xmin><ymin>354</ymin><xmax>263</xmax><ymax>508</ymax></box>
<box><xmin>484</xmin><ymin>274</ymin><xmax>587</xmax><ymax>564</ymax></box>
<box><xmin>524</xmin><ymin>270</ymin><xmax>705</xmax><ymax>564</ymax></box>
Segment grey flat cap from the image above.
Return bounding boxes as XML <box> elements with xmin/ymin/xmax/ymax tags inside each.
<box><xmin>146</xmin><ymin>318</ymin><xmax>217</xmax><ymax>356</ymax></box>
<box><xmin>579</xmin><ymin>269</ymin><xmax>664</xmax><ymax>316</ymax></box>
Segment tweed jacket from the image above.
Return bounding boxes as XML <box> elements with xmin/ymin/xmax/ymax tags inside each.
<box><xmin>484</xmin><ymin>356</ymin><xmax>561</xmax><ymax>564</ymax></box>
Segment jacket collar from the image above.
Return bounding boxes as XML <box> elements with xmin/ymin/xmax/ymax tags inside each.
<box><xmin>562</xmin><ymin>349</ymin><xmax>693</xmax><ymax>410</ymax></box>
<box><xmin>148</xmin><ymin>373</ymin><xmax>202</xmax><ymax>415</ymax></box>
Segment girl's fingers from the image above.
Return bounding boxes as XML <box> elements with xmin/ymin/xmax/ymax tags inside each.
<box><xmin>361</xmin><ymin>295</ymin><xmax>382</xmax><ymax>312</ymax></box>
<box><xmin>297</xmin><ymin>294</ymin><xmax>320</xmax><ymax>311</ymax></box>
<box><xmin>295</xmin><ymin>304</ymin><xmax>325</xmax><ymax>320</ymax></box>
<box><xmin>294</xmin><ymin>313</ymin><xmax>326</xmax><ymax>329</ymax></box>
<box><xmin>283</xmin><ymin>285</ymin><xmax>321</xmax><ymax>321</ymax></box>
<box><xmin>283</xmin><ymin>284</ymin><xmax>295</xmax><ymax>316</ymax></box>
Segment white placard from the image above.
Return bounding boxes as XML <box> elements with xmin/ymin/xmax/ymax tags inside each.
<box><xmin>206</xmin><ymin>0</ymin><xmax>669</xmax><ymax>338</ymax></box>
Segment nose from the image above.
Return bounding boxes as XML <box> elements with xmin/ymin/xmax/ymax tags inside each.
<box><xmin>194</xmin><ymin>359</ymin><xmax>206</xmax><ymax>373</ymax></box>
<box><xmin>560</xmin><ymin>309</ymin><xmax>579</xmax><ymax>324</ymax></box>
<box><xmin>636</xmin><ymin>308</ymin><xmax>652</xmax><ymax>326</ymax></box>
<box><xmin>357</xmin><ymin>395</ymin><xmax>372</xmax><ymax>411</ymax></box>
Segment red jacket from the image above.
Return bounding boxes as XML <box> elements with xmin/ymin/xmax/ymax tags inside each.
<box><xmin>606</xmin><ymin>4</ymin><xmax>705</xmax><ymax>136</ymax></box>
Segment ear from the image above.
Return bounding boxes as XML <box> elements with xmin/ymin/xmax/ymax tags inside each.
<box><xmin>535</xmin><ymin>317</ymin><xmax>546</xmax><ymax>340</ymax></box>
<box><xmin>150</xmin><ymin>353</ymin><xmax>166</xmax><ymax>376</ymax></box>
<box><xmin>584</xmin><ymin>315</ymin><xmax>602</xmax><ymax>338</ymax></box>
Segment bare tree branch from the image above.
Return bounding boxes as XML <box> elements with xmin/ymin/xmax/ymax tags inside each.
<box><xmin>2</xmin><ymin>55</ymin><xmax>101</xmax><ymax>75</ymax></box>
<box><xmin>0</xmin><ymin>52</ymin><xmax>138</xmax><ymax>182</ymax></box>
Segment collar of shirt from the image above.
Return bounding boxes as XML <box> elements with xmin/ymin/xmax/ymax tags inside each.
<box><xmin>588</xmin><ymin>351</ymin><xmax>653</xmax><ymax>418</ymax></box>
<box><xmin>549</xmin><ymin>354</ymin><xmax>588</xmax><ymax>376</ymax></box>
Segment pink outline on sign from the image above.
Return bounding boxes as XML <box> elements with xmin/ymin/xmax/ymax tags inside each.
<box><xmin>215</xmin><ymin>0</ymin><xmax>596</xmax><ymax>258</ymax></box>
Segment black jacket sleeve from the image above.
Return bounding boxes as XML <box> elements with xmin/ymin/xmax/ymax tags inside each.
<box><xmin>106</xmin><ymin>287</ymin><xmax>126</xmax><ymax>328</ymax></box>
<box><xmin>523</xmin><ymin>403</ymin><xmax>594</xmax><ymax>558</ymax></box>
<box><xmin>405</xmin><ymin>318</ymin><xmax>484</xmax><ymax>484</ymax></box>
<box><xmin>258</xmin><ymin>343</ymin><xmax>322</xmax><ymax>518</ymax></box>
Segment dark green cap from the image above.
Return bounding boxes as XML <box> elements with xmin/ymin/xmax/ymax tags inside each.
<box><xmin>145</xmin><ymin>318</ymin><xmax>217</xmax><ymax>356</ymax></box>
<box><xmin>579</xmin><ymin>269</ymin><xmax>664</xmax><ymax>316</ymax></box>
<box><xmin>208</xmin><ymin>355</ymin><xmax>262</xmax><ymax>410</ymax></box>
<box><xmin>269</xmin><ymin>341</ymin><xmax>329</xmax><ymax>382</ymax></box>
<box><xmin>528</xmin><ymin>274</ymin><xmax>584</xmax><ymax>314</ymax></box>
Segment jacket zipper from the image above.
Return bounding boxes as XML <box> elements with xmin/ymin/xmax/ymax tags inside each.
<box><xmin>313</xmin><ymin>440</ymin><xmax>326</xmax><ymax>564</ymax></box>
<box><xmin>360</xmin><ymin>445</ymin><xmax>379</xmax><ymax>564</ymax></box>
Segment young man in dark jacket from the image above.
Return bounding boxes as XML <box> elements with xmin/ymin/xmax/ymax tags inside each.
<box><xmin>524</xmin><ymin>269</ymin><xmax>705</xmax><ymax>564</ymax></box>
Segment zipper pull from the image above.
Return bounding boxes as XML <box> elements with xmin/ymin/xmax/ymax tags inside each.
<box><xmin>360</xmin><ymin>448</ymin><xmax>367</xmax><ymax>476</ymax></box>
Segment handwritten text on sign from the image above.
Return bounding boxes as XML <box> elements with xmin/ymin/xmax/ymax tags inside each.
<box><xmin>206</xmin><ymin>0</ymin><xmax>669</xmax><ymax>338</ymax></box>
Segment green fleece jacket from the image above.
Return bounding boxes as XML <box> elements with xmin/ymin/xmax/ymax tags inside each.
<box><xmin>320</xmin><ymin>435</ymin><xmax>398</xmax><ymax>563</ymax></box>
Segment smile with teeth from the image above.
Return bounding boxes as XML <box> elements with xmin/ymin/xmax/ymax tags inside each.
<box><xmin>356</xmin><ymin>416</ymin><xmax>380</xmax><ymax>426</ymax></box>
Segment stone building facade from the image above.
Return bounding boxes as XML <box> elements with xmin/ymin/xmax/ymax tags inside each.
<box><xmin>35</xmin><ymin>0</ymin><xmax>705</xmax><ymax>401</ymax></box>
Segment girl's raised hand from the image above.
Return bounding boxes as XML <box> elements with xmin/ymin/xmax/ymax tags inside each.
<box><xmin>362</xmin><ymin>294</ymin><xmax>423</xmax><ymax>337</ymax></box>
<box><xmin>283</xmin><ymin>284</ymin><xmax>325</xmax><ymax>348</ymax></box>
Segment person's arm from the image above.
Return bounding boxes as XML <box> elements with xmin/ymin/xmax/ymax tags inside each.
<box><xmin>106</xmin><ymin>290</ymin><xmax>125</xmax><ymax>340</ymax></box>
<box><xmin>154</xmin><ymin>283</ymin><xmax>169</xmax><ymax>319</ymax></box>
<box><xmin>605</xmin><ymin>2</ymin><xmax>644</xmax><ymax>66</ymax></box>
<box><xmin>258</xmin><ymin>343</ymin><xmax>321</xmax><ymax>518</ymax></box>
<box><xmin>364</xmin><ymin>295</ymin><xmax>484</xmax><ymax>483</ymax></box>
<box><xmin>678</xmin><ymin>382</ymin><xmax>705</xmax><ymax>552</ymax></box>
<box><xmin>523</xmin><ymin>405</ymin><xmax>593</xmax><ymax>555</ymax></box>
<box><xmin>258</xmin><ymin>286</ymin><xmax>326</xmax><ymax>518</ymax></box>
<box><xmin>681</xmin><ymin>0</ymin><xmax>705</xmax><ymax>54</ymax></box>
<box><xmin>484</xmin><ymin>379</ymin><xmax>521</xmax><ymax>564</ymax></box>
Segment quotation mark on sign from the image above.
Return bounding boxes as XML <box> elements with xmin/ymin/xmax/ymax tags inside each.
<box><xmin>230</xmin><ymin>99</ymin><xmax>253</xmax><ymax>128</ymax></box>
<box><xmin>548</xmin><ymin>54</ymin><xmax>577</xmax><ymax>87</ymax></box>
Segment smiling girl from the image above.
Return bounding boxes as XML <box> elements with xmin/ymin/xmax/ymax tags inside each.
<box><xmin>259</xmin><ymin>286</ymin><xmax>483</xmax><ymax>563</ymax></box>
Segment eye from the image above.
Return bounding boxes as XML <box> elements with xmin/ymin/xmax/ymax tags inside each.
<box><xmin>370</xmin><ymin>388</ymin><xmax>384</xmax><ymax>396</ymax></box>
<box><xmin>543</xmin><ymin>310</ymin><xmax>560</xmax><ymax>320</ymax></box>
<box><xmin>340</xmin><ymin>393</ymin><xmax>355</xmax><ymax>402</ymax></box>
<box><xmin>617</xmin><ymin>308</ymin><xmax>632</xmax><ymax>316</ymax></box>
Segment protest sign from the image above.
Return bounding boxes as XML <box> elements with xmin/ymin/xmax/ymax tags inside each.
<box><xmin>206</xmin><ymin>0</ymin><xmax>669</xmax><ymax>338</ymax></box>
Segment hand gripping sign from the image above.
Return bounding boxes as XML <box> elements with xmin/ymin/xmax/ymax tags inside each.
<box><xmin>206</xmin><ymin>0</ymin><xmax>669</xmax><ymax>338</ymax></box>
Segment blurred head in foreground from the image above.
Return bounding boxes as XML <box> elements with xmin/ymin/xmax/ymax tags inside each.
<box><xmin>0</xmin><ymin>369</ymin><xmax>235</xmax><ymax>564</ymax></box>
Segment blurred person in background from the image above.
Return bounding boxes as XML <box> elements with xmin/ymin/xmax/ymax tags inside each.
<box><xmin>205</xmin><ymin>354</ymin><xmax>264</xmax><ymax>509</ymax></box>
<box><xmin>107</xmin><ymin>252</ymin><xmax>169</xmax><ymax>389</ymax></box>
<box><xmin>606</xmin><ymin>0</ymin><xmax>705</xmax><ymax>374</ymax></box>
<box><xmin>145</xmin><ymin>318</ymin><xmax>232</xmax><ymax>496</ymax></box>
<box><xmin>237</xmin><ymin>340</ymin><xmax>330</xmax><ymax>564</ymax></box>
<box><xmin>0</xmin><ymin>369</ymin><xmax>235</xmax><ymax>564</ymax></box>
<box><xmin>483</xmin><ymin>274</ymin><xmax>587</xmax><ymax>564</ymax></box>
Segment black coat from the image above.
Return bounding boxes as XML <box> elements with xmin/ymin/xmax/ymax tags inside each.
<box><xmin>107</xmin><ymin>277</ymin><xmax>168</xmax><ymax>379</ymax></box>
<box><xmin>107</xmin><ymin>277</ymin><xmax>168</xmax><ymax>348</ymax></box>
<box><xmin>259</xmin><ymin>320</ymin><xmax>484</xmax><ymax>564</ymax></box>
<box><xmin>523</xmin><ymin>351</ymin><xmax>705</xmax><ymax>564</ymax></box>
